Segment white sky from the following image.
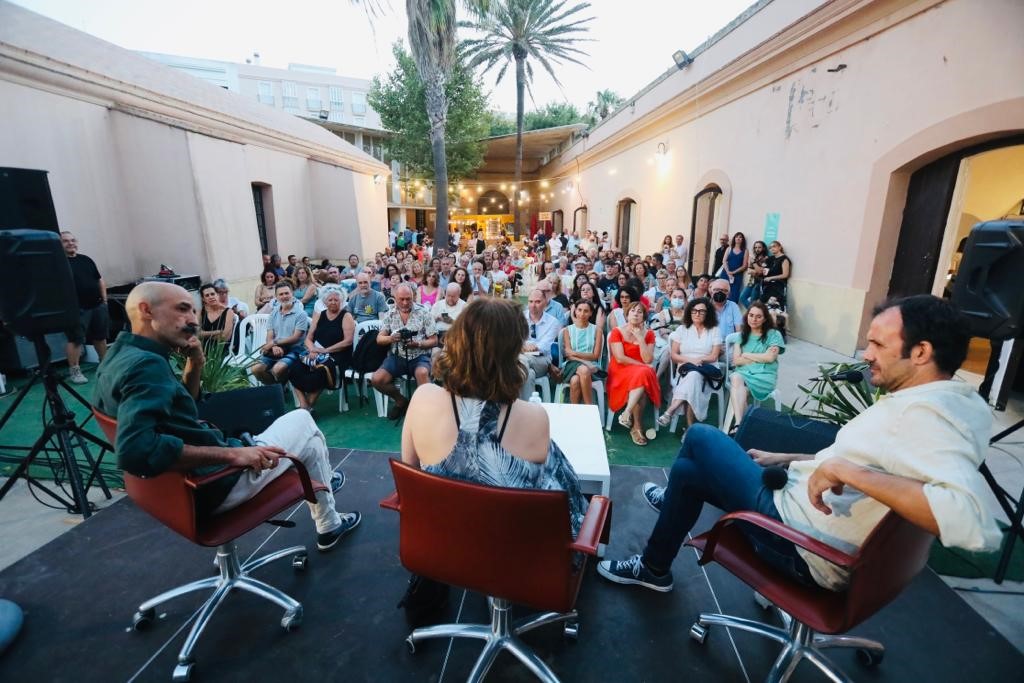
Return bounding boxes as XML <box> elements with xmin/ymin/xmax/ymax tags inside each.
<box><xmin>11</xmin><ymin>0</ymin><xmax>755</xmax><ymax>113</ymax></box>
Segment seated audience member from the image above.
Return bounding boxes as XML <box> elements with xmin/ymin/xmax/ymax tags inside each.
<box><xmin>292</xmin><ymin>265</ymin><xmax>319</xmax><ymax>317</ymax></box>
<box><xmin>341</xmin><ymin>254</ymin><xmax>361</xmax><ymax>278</ymax></box>
<box><xmin>251</xmin><ymin>282</ymin><xmax>309</xmax><ymax>385</ymax></box>
<box><xmin>599</xmin><ymin>295</ymin><xmax>1001</xmax><ymax>593</ymax></box>
<box><xmin>285</xmin><ymin>254</ymin><xmax>298</xmax><ymax>278</ymax></box>
<box><xmin>349</xmin><ymin>274</ymin><xmax>389</xmax><ymax>323</ymax></box>
<box><xmin>452</xmin><ymin>266</ymin><xmax>472</xmax><ymax>301</ymax></box>
<box><xmin>658</xmin><ymin>297</ymin><xmax>722</xmax><ymax>429</ymax></box>
<box><xmin>652</xmin><ymin>287</ymin><xmax>688</xmax><ymax>390</ymax></box>
<box><xmin>254</xmin><ymin>269</ymin><xmax>277</xmax><ymax>310</ymax></box>
<box><xmin>573</xmin><ymin>280</ymin><xmax>607</xmax><ymax>333</ymax></box>
<box><xmin>291</xmin><ymin>289</ymin><xmax>355</xmax><ymax>412</ymax></box>
<box><xmin>520</xmin><ymin>287</ymin><xmax>563</xmax><ymax>400</ymax></box>
<box><xmin>728</xmin><ymin>301</ymin><xmax>785</xmax><ymax>428</ymax></box>
<box><xmin>535</xmin><ymin>278</ymin><xmax>569</xmax><ymax>326</ymax></box>
<box><xmin>762</xmin><ymin>240</ymin><xmax>791</xmax><ymax>306</ymax></box>
<box><xmin>372</xmin><ymin>284</ymin><xmax>438</xmax><ymax>419</ymax></box>
<box><xmin>608</xmin><ymin>285</ymin><xmax>640</xmax><ymax>328</ymax></box>
<box><xmin>469</xmin><ymin>260</ymin><xmax>491</xmax><ymax>298</ymax></box>
<box><xmin>418</xmin><ymin>270</ymin><xmax>442</xmax><ymax>307</ymax></box>
<box><xmin>766</xmin><ymin>295</ymin><xmax>789</xmax><ymax>339</ymax></box>
<box><xmin>93</xmin><ymin>282</ymin><xmax>360</xmax><ymax>550</ymax></box>
<box><xmin>560</xmin><ymin>300</ymin><xmax>604</xmax><ymax>405</ymax></box>
<box><xmin>690</xmin><ymin>274</ymin><xmax>710</xmax><ymax>299</ymax></box>
<box><xmin>325</xmin><ymin>265</ymin><xmax>343</xmax><ymax>285</ymax></box>
<box><xmin>197</xmin><ymin>283</ymin><xmax>236</xmax><ymax>353</ymax></box>
<box><xmin>403</xmin><ymin>298</ymin><xmax>587</xmax><ymax>533</ymax></box>
<box><xmin>608</xmin><ymin>302</ymin><xmax>661</xmax><ymax>446</ymax></box>
<box><xmin>490</xmin><ymin>259</ymin><xmax>510</xmax><ymax>297</ymax></box>
<box><xmin>213</xmin><ymin>279</ymin><xmax>249</xmax><ymax>319</ymax></box>
<box><xmin>432</xmin><ymin>283</ymin><xmax>467</xmax><ymax>335</ymax></box>
<box><xmin>269</xmin><ymin>253</ymin><xmax>286</xmax><ymax>278</ymax></box>
<box><xmin>710</xmin><ymin>278</ymin><xmax>743</xmax><ymax>336</ymax></box>
<box><xmin>548</xmin><ymin>274</ymin><xmax>571</xmax><ymax>309</ymax></box>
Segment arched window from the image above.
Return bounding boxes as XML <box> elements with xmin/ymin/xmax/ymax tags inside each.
<box><xmin>689</xmin><ymin>185</ymin><xmax>722</xmax><ymax>276</ymax></box>
<box><xmin>616</xmin><ymin>198</ymin><xmax>636</xmax><ymax>252</ymax></box>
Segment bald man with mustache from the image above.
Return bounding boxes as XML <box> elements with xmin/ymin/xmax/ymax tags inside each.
<box><xmin>93</xmin><ymin>282</ymin><xmax>360</xmax><ymax>551</ymax></box>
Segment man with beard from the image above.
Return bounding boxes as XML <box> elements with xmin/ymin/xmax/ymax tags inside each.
<box><xmin>93</xmin><ymin>282</ymin><xmax>360</xmax><ymax>550</ymax></box>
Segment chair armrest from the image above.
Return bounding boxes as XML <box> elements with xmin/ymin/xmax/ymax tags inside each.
<box><xmin>185</xmin><ymin>467</ymin><xmax>244</xmax><ymax>488</ymax></box>
<box><xmin>380</xmin><ymin>491</ymin><xmax>400</xmax><ymax>511</ymax></box>
<box><xmin>184</xmin><ymin>455</ymin><xmax>319</xmax><ymax>504</ymax></box>
<box><xmin>701</xmin><ymin>510</ymin><xmax>856</xmax><ymax>569</ymax></box>
<box><xmin>569</xmin><ymin>495</ymin><xmax>611</xmax><ymax>555</ymax></box>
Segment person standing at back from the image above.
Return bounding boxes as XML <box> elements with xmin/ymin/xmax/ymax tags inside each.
<box><xmin>61</xmin><ymin>231</ymin><xmax>109</xmax><ymax>385</ymax></box>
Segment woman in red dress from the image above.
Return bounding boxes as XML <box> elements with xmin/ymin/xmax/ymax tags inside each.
<box><xmin>608</xmin><ymin>302</ymin><xmax>661</xmax><ymax>446</ymax></box>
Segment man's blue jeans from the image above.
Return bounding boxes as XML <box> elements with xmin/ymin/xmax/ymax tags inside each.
<box><xmin>739</xmin><ymin>282</ymin><xmax>761</xmax><ymax>309</ymax></box>
<box><xmin>643</xmin><ymin>424</ymin><xmax>813</xmax><ymax>584</ymax></box>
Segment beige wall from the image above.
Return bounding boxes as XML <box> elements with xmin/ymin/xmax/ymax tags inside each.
<box><xmin>544</xmin><ymin>0</ymin><xmax>1024</xmax><ymax>354</ymax></box>
<box><xmin>0</xmin><ymin>76</ymin><xmax>387</xmax><ymax>313</ymax></box>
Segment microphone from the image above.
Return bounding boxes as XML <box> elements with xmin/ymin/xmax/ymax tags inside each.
<box><xmin>824</xmin><ymin>369</ymin><xmax>864</xmax><ymax>383</ymax></box>
<box><xmin>761</xmin><ymin>466</ymin><xmax>789</xmax><ymax>491</ymax></box>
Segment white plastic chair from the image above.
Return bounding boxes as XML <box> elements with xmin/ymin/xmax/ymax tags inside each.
<box><xmin>604</xmin><ymin>330</ymin><xmax>661</xmax><ymax>433</ymax></box>
<box><xmin>720</xmin><ymin>331</ymin><xmax>780</xmax><ymax>433</ymax></box>
<box><xmin>228</xmin><ymin>313</ymin><xmax>271</xmax><ymax>386</ymax></box>
<box><xmin>553</xmin><ymin>329</ymin><xmax>605</xmax><ymax>416</ymax></box>
<box><xmin>341</xmin><ymin>319</ymin><xmax>387</xmax><ymax>417</ymax></box>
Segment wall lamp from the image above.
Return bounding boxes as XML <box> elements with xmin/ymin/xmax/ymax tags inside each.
<box><xmin>672</xmin><ymin>50</ymin><xmax>693</xmax><ymax>69</ymax></box>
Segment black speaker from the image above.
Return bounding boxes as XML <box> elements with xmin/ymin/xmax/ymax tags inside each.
<box><xmin>0</xmin><ymin>230</ymin><xmax>79</xmax><ymax>337</ymax></box>
<box><xmin>733</xmin><ymin>407</ymin><xmax>840</xmax><ymax>455</ymax></box>
<box><xmin>952</xmin><ymin>219</ymin><xmax>1024</xmax><ymax>340</ymax></box>
<box><xmin>0</xmin><ymin>168</ymin><xmax>59</xmax><ymax>232</ymax></box>
<box><xmin>197</xmin><ymin>385</ymin><xmax>286</xmax><ymax>438</ymax></box>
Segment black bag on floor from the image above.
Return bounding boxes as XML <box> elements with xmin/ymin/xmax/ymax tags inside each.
<box><xmin>348</xmin><ymin>329</ymin><xmax>388</xmax><ymax>405</ymax></box>
<box><xmin>288</xmin><ymin>354</ymin><xmax>339</xmax><ymax>393</ymax></box>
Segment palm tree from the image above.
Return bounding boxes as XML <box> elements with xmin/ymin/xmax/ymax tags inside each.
<box><xmin>586</xmin><ymin>89</ymin><xmax>624</xmax><ymax>125</ymax></box>
<box><xmin>358</xmin><ymin>0</ymin><xmax>490</xmax><ymax>251</ymax></box>
<box><xmin>460</xmin><ymin>0</ymin><xmax>593</xmax><ymax>237</ymax></box>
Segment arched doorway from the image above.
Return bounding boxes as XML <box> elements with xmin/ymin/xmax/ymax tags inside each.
<box><xmin>552</xmin><ymin>209</ymin><xmax>564</xmax><ymax>234</ymax></box>
<box><xmin>477</xmin><ymin>190</ymin><xmax>510</xmax><ymax>214</ymax></box>
<box><xmin>616</xmin><ymin>198</ymin><xmax>636</xmax><ymax>252</ymax></box>
<box><xmin>689</xmin><ymin>185</ymin><xmax>722</xmax><ymax>276</ymax></box>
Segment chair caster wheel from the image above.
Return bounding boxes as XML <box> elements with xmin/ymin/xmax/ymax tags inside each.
<box><xmin>405</xmin><ymin>636</ymin><xmax>417</xmax><ymax>654</ymax></box>
<box><xmin>563</xmin><ymin>621</ymin><xmax>579</xmax><ymax>639</ymax></box>
<box><xmin>856</xmin><ymin>648</ymin><xmax>884</xmax><ymax>667</ymax></box>
<box><xmin>132</xmin><ymin>608</ymin><xmax>155</xmax><ymax>631</ymax></box>
<box><xmin>292</xmin><ymin>553</ymin><xmax>308</xmax><ymax>571</ymax></box>
<box><xmin>689</xmin><ymin>623</ymin><xmax>708</xmax><ymax>644</ymax></box>
<box><xmin>281</xmin><ymin>606</ymin><xmax>303</xmax><ymax>631</ymax></box>
<box><xmin>172</xmin><ymin>662</ymin><xmax>193</xmax><ymax>682</ymax></box>
<box><xmin>753</xmin><ymin>591</ymin><xmax>773</xmax><ymax>611</ymax></box>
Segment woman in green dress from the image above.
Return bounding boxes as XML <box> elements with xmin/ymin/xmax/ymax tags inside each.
<box><xmin>560</xmin><ymin>300</ymin><xmax>604</xmax><ymax>405</ymax></box>
<box><xmin>728</xmin><ymin>301</ymin><xmax>785</xmax><ymax>427</ymax></box>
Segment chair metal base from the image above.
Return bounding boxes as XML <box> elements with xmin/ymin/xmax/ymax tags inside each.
<box><xmin>690</xmin><ymin>602</ymin><xmax>884</xmax><ymax>683</ymax></box>
<box><xmin>131</xmin><ymin>542</ymin><xmax>307</xmax><ymax>682</ymax></box>
<box><xmin>406</xmin><ymin>597</ymin><xmax>578</xmax><ymax>683</ymax></box>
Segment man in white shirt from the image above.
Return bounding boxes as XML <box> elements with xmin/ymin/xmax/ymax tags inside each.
<box><xmin>598</xmin><ymin>295</ymin><xmax>1000</xmax><ymax>592</ymax></box>
<box><xmin>672</xmin><ymin>234</ymin><xmax>688</xmax><ymax>268</ymax></box>
<box><xmin>431</xmin><ymin>283</ymin><xmax>466</xmax><ymax>334</ymax></box>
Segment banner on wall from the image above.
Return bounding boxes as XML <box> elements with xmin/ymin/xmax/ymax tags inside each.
<box><xmin>764</xmin><ymin>212</ymin><xmax>780</xmax><ymax>244</ymax></box>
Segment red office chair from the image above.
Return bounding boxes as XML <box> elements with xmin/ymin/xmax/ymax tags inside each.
<box><xmin>685</xmin><ymin>510</ymin><xmax>934</xmax><ymax>683</ymax></box>
<box><xmin>381</xmin><ymin>459</ymin><xmax>611</xmax><ymax>683</ymax></box>
<box><xmin>92</xmin><ymin>409</ymin><xmax>326</xmax><ymax>683</ymax></box>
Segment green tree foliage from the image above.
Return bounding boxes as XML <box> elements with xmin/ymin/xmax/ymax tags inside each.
<box><xmin>586</xmin><ymin>88</ymin><xmax>624</xmax><ymax>125</ymax></box>
<box><xmin>523</xmin><ymin>101</ymin><xmax>586</xmax><ymax>130</ymax></box>
<box><xmin>369</xmin><ymin>43</ymin><xmax>490</xmax><ymax>181</ymax></box>
<box><xmin>461</xmin><ymin>0</ymin><xmax>593</xmax><ymax>235</ymax></box>
<box><xmin>485</xmin><ymin>109</ymin><xmax>516</xmax><ymax>136</ymax></box>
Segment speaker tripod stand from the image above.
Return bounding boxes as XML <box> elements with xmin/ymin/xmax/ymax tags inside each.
<box><xmin>0</xmin><ymin>337</ymin><xmax>112</xmax><ymax>519</ymax></box>
<box><xmin>983</xmin><ymin>418</ymin><xmax>1024</xmax><ymax>584</ymax></box>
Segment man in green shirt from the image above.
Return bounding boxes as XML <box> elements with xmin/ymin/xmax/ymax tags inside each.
<box><xmin>93</xmin><ymin>282</ymin><xmax>360</xmax><ymax>551</ymax></box>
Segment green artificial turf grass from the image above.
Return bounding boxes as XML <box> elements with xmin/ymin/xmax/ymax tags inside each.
<box><xmin>928</xmin><ymin>523</ymin><xmax>1024</xmax><ymax>582</ymax></box>
<box><xmin>0</xmin><ymin>364</ymin><xmax>712</xmax><ymax>485</ymax></box>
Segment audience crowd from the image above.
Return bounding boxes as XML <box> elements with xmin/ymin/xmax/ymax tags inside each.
<box><xmin>227</xmin><ymin>228</ymin><xmax>791</xmax><ymax>433</ymax></box>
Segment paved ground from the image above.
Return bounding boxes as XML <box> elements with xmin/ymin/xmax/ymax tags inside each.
<box><xmin>2</xmin><ymin>335</ymin><xmax>1022</xmax><ymax>651</ymax></box>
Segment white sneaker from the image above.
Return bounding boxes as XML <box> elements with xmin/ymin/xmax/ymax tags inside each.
<box><xmin>68</xmin><ymin>366</ymin><xmax>88</xmax><ymax>384</ymax></box>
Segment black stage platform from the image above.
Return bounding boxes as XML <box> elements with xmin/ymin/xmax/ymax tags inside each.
<box><xmin>0</xmin><ymin>449</ymin><xmax>1021</xmax><ymax>682</ymax></box>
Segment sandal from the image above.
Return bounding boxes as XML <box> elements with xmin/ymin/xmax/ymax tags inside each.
<box><xmin>630</xmin><ymin>428</ymin><xmax>648</xmax><ymax>446</ymax></box>
<box><xmin>617</xmin><ymin>412</ymin><xmax>633</xmax><ymax>429</ymax></box>
<box><xmin>656</xmin><ymin>412</ymin><xmax>673</xmax><ymax>427</ymax></box>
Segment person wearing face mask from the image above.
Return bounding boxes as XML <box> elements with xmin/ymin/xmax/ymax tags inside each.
<box><xmin>709</xmin><ymin>278</ymin><xmax>744</xmax><ymax>336</ymax></box>
<box><xmin>652</xmin><ymin>288</ymin><xmax>689</xmax><ymax>401</ymax></box>
<box><xmin>93</xmin><ymin>282</ymin><xmax>361</xmax><ymax>551</ymax></box>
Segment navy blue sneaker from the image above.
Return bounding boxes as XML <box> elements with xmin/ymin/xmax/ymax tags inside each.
<box><xmin>642</xmin><ymin>483</ymin><xmax>665</xmax><ymax>513</ymax></box>
<box><xmin>330</xmin><ymin>470</ymin><xmax>345</xmax><ymax>492</ymax></box>
<box><xmin>597</xmin><ymin>554</ymin><xmax>673</xmax><ymax>592</ymax></box>
<box><xmin>316</xmin><ymin>512</ymin><xmax>361</xmax><ymax>552</ymax></box>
